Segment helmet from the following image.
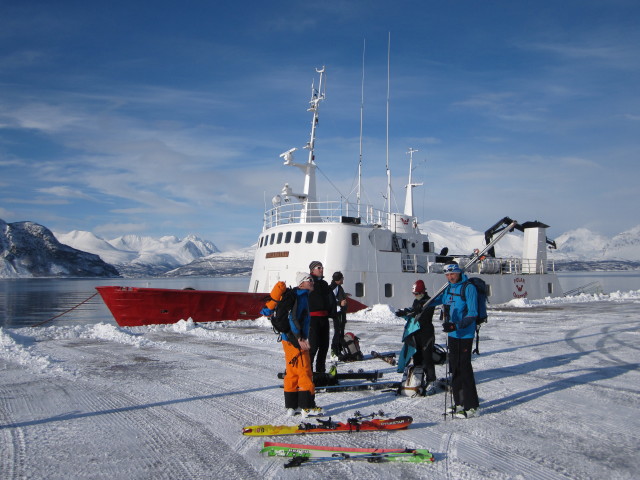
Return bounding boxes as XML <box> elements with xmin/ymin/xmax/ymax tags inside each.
<box><xmin>412</xmin><ymin>280</ymin><xmax>426</xmax><ymax>294</ymax></box>
<box><xmin>443</xmin><ymin>263</ymin><xmax>462</xmax><ymax>274</ymax></box>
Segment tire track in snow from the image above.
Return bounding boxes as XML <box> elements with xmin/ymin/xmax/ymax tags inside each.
<box><xmin>0</xmin><ymin>384</ymin><xmax>27</xmax><ymax>480</ymax></box>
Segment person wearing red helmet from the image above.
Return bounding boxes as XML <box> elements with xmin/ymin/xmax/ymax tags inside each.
<box><xmin>395</xmin><ymin>279</ymin><xmax>437</xmax><ymax>388</ymax></box>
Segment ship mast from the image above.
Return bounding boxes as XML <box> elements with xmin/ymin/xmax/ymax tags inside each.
<box><xmin>385</xmin><ymin>33</ymin><xmax>392</xmax><ymax>228</ymax></box>
<box><xmin>279</xmin><ymin>67</ymin><xmax>326</xmax><ymax>223</ymax></box>
<box><xmin>357</xmin><ymin>41</ymin><xmax>365</xmax><ymax>219</ymax></box>
<box><xmin>404</xmin><ymin>148</ymin><xmax>423</xmax><ymax>216</ymax></box>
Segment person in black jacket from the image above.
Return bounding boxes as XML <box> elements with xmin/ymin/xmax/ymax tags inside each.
<box><xmin>395</xmin><ymin>280</ymin><xmax>437</xmax><ymax>385</ymax></box>
<box><xmin>329</xmin><ymin>271</ymin><xmax>348</xmax><ymax>359</ymax></box>
<box><xmin>307</xmin><ymin>261</ymin><xmax>336</xmax><ymax>373</ymax></box>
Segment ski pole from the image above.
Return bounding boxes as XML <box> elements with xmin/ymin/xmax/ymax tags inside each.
<box><xmin>443</xmin><ymin>333</ymin><xmax>449</xmax><ymax>420</ymax></box>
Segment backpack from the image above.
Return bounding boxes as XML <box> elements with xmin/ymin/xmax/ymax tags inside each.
<box><xmin>432</xmin><ymin>343</ymin><xmax>447</xmax><ymax>365</ymax></box>
<box><xmin>266</xmin><ymin>283</ymin><xmax>297</xmax><ymax>336</ymax></box>
<box><xmin>459</xmin><ymin>276</ymin><xmax>489</xmax><ymax>354</ymax></box>
<box><xmin>340</xmin><ymin>332</ymin><xmax>363</xmax><ymax>361</ymax></box>
<box><xmin>398</xmin><ymin>365</ymin><xmax>425</xmax><ymax>397</ymax></box>
<box><xmin>460</xmin><ymin>277</ymin><xmax>488</xmax><ymax>324</ymax></box>
<box><xmin>265</xmin><ymin>281</ymin><xmax>288</xmax><ymax>312</ymax></box>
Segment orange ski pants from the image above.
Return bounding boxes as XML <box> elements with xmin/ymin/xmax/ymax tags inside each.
<box><xmin>282</xmin><ymin>340</ymin><xmax>315</xmax><ymax>395</ymax></box>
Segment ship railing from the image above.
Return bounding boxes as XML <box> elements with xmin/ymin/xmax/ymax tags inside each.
<box><xmin>401</xmin><ymin>254</ymin><xmax>556</xmax><ymax>275</ymax></box>
<box><xmin>264</xmin><ymin>200</ymin><xmax>388</xmax><ymax>229</ymax></box>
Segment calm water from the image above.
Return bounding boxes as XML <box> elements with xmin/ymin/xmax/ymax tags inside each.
<box><xmin>1</xmin><ymin>272</ymin><xmax>639</xmax><ymax>329</ymax></box>
<box><xmin>0</xmin><ymin>277</ymin><xmax>250</xmax><ymax>329</ymax></box>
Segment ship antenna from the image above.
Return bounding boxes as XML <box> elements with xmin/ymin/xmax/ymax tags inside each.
<box><xmin>385</xmin><ymin>32</ymin><xmax>392</xmax><ymax>228</ymax></box>
<box><xmin>357</xmin><ymin>39</ymin><xmax>365</xmax><ymax>219</ymax></box>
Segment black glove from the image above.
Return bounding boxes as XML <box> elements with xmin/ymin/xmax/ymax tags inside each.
<box><xmin>442</xmin><ymin>322</ymin><xmax>456</xmax><ymax>332</ymax></box>
<box><xmin>395</xmin><ymin>308</ymin><xmax>408</xmax><ymax>317</ymax></box>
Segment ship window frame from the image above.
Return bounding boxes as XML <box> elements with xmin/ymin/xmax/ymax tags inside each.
<box><xmin>277</xmin><ymin>232</ymin><xmax>283</xmax><ymax>244</ymax></box>
<box><xmin>305</xmin><ymin>231</ymin><xmax>314</xmax><ymax>244</ymax></box>
<box><xmin>294</xmin><ymin>231</ymin><xmax>302</xmax><ymax>243</ymax></box>
<box><xmin>355</xmin><ymin>282</ymin><xmax>364</xmax><ymax>298</ymax></box>
<box><xmin>318</xmin><ymin>231</ymin><xmax>327</xmax><ymax>244</ymax></box>
<box><xmin>423</xmin><ymin>241</ymin><xmax>430</xmax><ymax>253</ymax></box>
<box><xmin>351</xmin><ymin>233</ymin><xmax>360</xmax><ymax>246</ymax></box>
<box><xmin>270</xmin><ymin>233</ymin><xmax>275</xmax><ymax>245</ymax></box>
<box><xmin>384</xmin><ymin>283</ymin><xmax>393</xmax><ymax>298</ymax></box>
<box><xmin>285</xmin><ymin>231</ymin><xmax>292</xmax><ymax>243</ymax></box>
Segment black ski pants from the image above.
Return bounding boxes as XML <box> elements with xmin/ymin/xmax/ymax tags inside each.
<box><xmin>309</xmin><ymin>315</ymin><xmax>330</xmax><ymax>373</ymax></box>
<box><xmin>448</xmin><ymin>336</ymin><xmax>479</xmax><ymax>411</ymax></box>
<box><xmin>331</xmin><ymin>311</ymin><xmax>347</xmax><ymax>355</ymax></box>
<box><xmin>412</xmin><ymin>323</ymin><xmax>436</xmax><ymax>382</ymax></box>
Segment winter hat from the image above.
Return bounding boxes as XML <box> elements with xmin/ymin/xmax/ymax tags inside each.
<box><xmin>443</xmin><ymin>263</ymin><xmax>462</xmax><ymax>274</ymax></box>
<box><xmin>309</xmin><ymin>260</ymin><xmax>323</xmax><ymax>271</ymax></box>
<box><xmin>296</xmin><ymin>272</ymin><xmax>313</xmax><ymax>285</ymax></box>
<box><xmin>332</xmin><ymin>271</ymin><xmax>344</xmax><ymax>281</ymax></box>
<box><xmin>412</xmin><ymin>279</ymin><xmax>426</xmax><ymax>294</ymax></box>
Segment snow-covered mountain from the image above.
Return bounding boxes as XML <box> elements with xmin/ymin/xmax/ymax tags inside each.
<box><xmin>55</xmin><ymin>231</ymin><xmax>220</xmax><ymax>277</ymax></box>
<box><xmin>164</xmin><ymin>247</ymin><xmax>255</xmax><ymax>277</ymax></box>
<box><xmin>0</xmin><ymin>220</ymin><xmax>119</xmax><ymax>278</ymax></box>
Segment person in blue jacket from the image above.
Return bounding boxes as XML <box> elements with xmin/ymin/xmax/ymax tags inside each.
<box><xmin>430</xmin><ymin>263</ymin><xmax>480</xmax><ymax>418</ymax></box>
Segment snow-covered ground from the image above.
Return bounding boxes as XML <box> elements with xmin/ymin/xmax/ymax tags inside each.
<box><xmin>1</xmin><ymin>291</ymin><xmax>639</xmax><ymax>479</ymax></box>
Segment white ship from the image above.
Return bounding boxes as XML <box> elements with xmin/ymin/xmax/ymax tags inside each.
<box><xmin>98</xmin><ymin>66</ymin><xmax>563</xmax><ymax>328</ymax></box>
<box><xmin>249</xmin><ymin>66</ymin><xmax>562</xmax><ymax>309</ymax></box>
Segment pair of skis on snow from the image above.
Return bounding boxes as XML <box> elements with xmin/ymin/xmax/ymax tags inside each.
<box><xmin>261</xmin><ymin>441</ymin><xmax>434</xmax><ymax>467</ymax></box>
<box><xmin>244</xmin><ymin>411</ymin><xmax>434</xmax><ymax>466</ymax></box>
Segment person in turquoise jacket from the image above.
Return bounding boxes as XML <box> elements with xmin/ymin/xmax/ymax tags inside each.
<box><xmin>430</xmin><ymin>263</ymin><xmax>480</xmax><ymax>418</ymax></box>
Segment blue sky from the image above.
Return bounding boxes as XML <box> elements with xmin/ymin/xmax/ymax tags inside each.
<box><xmin>1</xmin><ymin>1</ymin><xmax>638</xmax><ymax>250</ymax></box>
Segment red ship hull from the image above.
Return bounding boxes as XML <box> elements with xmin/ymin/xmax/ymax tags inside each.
<box><xmin>96</xmin><ymin>286</ymin><xmax>368</xmax><ymax>327</ymax></box>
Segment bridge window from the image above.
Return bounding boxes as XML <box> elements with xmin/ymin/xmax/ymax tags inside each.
<box><xmin>277</xmin><ymin>232</ymin><xmax>283</xmax><ymax>244</ymax></box>
<box><xmin>318</xmin><ymin>231</ymin><xmax>327</xmax><ymax>244</ymax></box>
<box><xmin>285</xmin><ymin>231</ymin><xmax>292</xmax><ymax>243</ymax></box>
<box><xmin>351</xmin><ymin>233</ymin><xmax>360</xmax><ymax>246</ymax></box>
<box><xmin>305</xmin><ymin>231</ymin><xmax>314</xmax><ymax>244</ymax></box>
<box><xmin>269</xmin><ymin>233</ymin><xmax>275</xmax><ymax>245</ymax></box>
<box><xmin>294</xmin><ymin>231</ymin><xmax>302</xmax><ymax>243</ymax></box>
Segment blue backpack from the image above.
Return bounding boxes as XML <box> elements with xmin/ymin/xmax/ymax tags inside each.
<box><xmin>458</xmin><ymin>277</ymin><xmax>488</xmax><ymax>355</ymax></box>
<box><xmin>460</xmin><ymin>277</ymin><xmax>488</xmax><ymax>325</ymax></box>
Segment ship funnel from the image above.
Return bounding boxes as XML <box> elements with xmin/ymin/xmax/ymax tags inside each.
<box><xmin>522</xmin><ymin>221</ymin><xmax>550</xmax><ymax>274</ymax></box>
